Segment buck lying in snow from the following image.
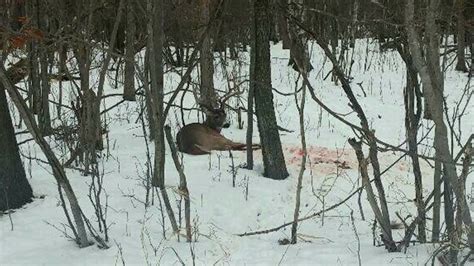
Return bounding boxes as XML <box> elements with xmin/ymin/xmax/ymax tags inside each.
<box><xmin>176</xmin><ymin>99</ymin><xmax>260</xmax><ymax>155</ymax></box>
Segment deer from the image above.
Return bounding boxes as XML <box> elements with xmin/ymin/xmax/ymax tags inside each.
<box><xmin>176</xmin><ymin>91</ymin><xmax>260</xmax><ymax>155</ymax></box>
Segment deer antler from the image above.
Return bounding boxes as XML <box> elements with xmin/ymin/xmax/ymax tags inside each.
<box><xmin>218</xmin><ymin>87</ymin><xmax>243</xmax><ymax>108</ymax></box>
<box><xmin>194</xmin><ymin>86</ymin><xmax>243</xmax><ymax>111</ymax></box>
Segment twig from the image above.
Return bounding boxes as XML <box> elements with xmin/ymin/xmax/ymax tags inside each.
<box><xmin>350</xmin><ymin>210</ymin><xmax>362</xmax><ymax>266</ymax></box>
<box><xmin>164</xmin><ymin>125</ymin><xmax>192</xmax><ymax>242</ymax></box>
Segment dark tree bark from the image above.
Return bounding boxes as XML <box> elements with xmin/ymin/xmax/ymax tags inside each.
<box><xmin>39</xmin><ymin>49</ymin><xmax>52</xmax><ymax>135</ymax></box>
<box><xmin>149</xmin><ymin>0</ymin><xmax>165</xmax><ymax>189</ymax></box>
<box><xmin>252</xmin><ymin>0</ymin><xmax>288</xmax><ymax>180</ymax></box>
<box><xmin>470</xmin><ymin>31</ymin><xmax>474</xmax><ymax>76</ymax></box>
<box><xmin>0</xmin><ymin>63</ymin><xmax>33</xmax><ymax>212</ymax></box>
<box><xmin>431</xmin><ymin>158</ymin><xmax>441</xmax><ymax>241</ymax></box>
<box><xmin>73</xmin><ymin>37</ymin><xmax>93</xmax><ymax>171</ymax></box>
<box><xmin>37</xmin><ymin>0</ymin><xmax>52</xmax><ymax>135</ymax></box>
<box><xmin>9</xmin><ymin>0</ymin><xmax>25</xmax><ymax>31</ymax></box>
<box><xmin>443</xmin><ymin>166</ymin><xmax>456</xmax><ymax>262</ymax></box>
<box><xmin>404</xmin><ymin>62</ymin><xmax>426</xmax><ymax>243</ymax></box>
<box><xmin>144</xmin><ymin>49</ymin><xmax>156</xmax><ymax>140</ymax></box>
<box><xmin>148</xmin><ymin>0</ymin><xmax>178</xmax><ymax>234</ymax></box>
<box><xmin>164</xmin><ymin>125</ymin><xmax>191</xmax><ymax>242</ymax></box>
<box><xmin>406</xmin><ymin>0</ymin><xmax>474</xmax><ymax>260</ymax></box>
<box><xmin>123</xmin><ymin>0</ymin><xmax>136</xmax><ymax>101</ymax></box>
<box><xmin>246</xmin><ymin>63</ymin><xmax>255</xmax><ymax>170</ymax></box>
<box><xmin>276</xmin><ymin>0</ymin><xmax>291</xmax><ymax>49</ymax></box>
<box><xmin>329</xmin><ymin>0</ymin><xmax>339</xmax><ymax>51</ymax></box>
<box><xmin>26</xmin><ymin>0</ymin><xmax>41</xmax><ymax>115</ymax></box>
<box><xmin>457</xmin><ymin>143</ymin><xmax>472</xmax><ymax>248</ymax></box>
<box><xmin>0</xmin><ymin>63</ymin><xmax>91</xmax><ymax>248</ymax></box>
<box><xmin>455</xmin><ymin>0</ymin><xmax>468</xmax><ymax>72</ymax></box>
<box><xmin>349</xmin><ymin>0</ymin><xmax>359</xmax><ymax>48</ymax></box>
<box><xmin>246</xmin><ymin>3</ymin><xmax>256</xmax><ymax>170</ymax></box>
<box><xmin>199</xmin><ymin>0</ymin><xmax>217</xmax><ymax>107</ymax></box>
<box><xmin>289</xmin><ymin>31</ymin><xmax>308</xmax><ymax>243</ymax></box>
<box><xmin>28</xmin><ymin>48</ymin><xmax>41</xmax><ymax>115</ymax></box>
<box><xmin>397</xmin><ymin>43</ymin><xmax>426</xmax><ymax>243</ymax></box>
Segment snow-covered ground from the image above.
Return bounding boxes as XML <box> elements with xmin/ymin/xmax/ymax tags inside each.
<box><xmin>1</xmin><ymin>40</ymin><xmax>473</xmax><ymax>265</ymax></box>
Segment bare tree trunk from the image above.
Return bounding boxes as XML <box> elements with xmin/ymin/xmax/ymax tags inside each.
<box><xmin>8</xmin><ymin>0</ymin><xmax>24</xmax><ymax>31</ymax></box>
<box><xmin>26</xmin><ymin>0</ymin><xmax>41</xmax><ymax>115</ymax></box>
<box><xmin>443</xmin><ymin>166</ymin><xmax>457</xmax><ymax>262</ymax></box>
<box><xmin>70</xmin><ymin>0</ymin><xmax>96</xmax><ymax>172</ymax></box>
<box><xmin>406</xmin><ymin>0</ymin><xmax>474</xmax><ymax>260</ymax></box>
<box><xmin>165</xmin><ymin>125</ymin><xmax>192</xmax><ymax>242</ymax></box>
<box><xmin>57</xmin><ymin>45</ymin><xmax>67</xmax><ymax>118</ymax></box>
<box><xmin>349</xmin><ymin>138</ymin><xmax>395</xmax><ymax>251</ymax></box>
<box><xmin>39</xmin><ymin>48</ymin><xmax>52</xmax><ymax>135</ymax></box>
<box><xmin>470</xmin><ymin>31</ymin><xmax>474</xmax><ymax>76</ymax></box>
<box><xmin>287</xmin><ymin>21</ymin><xmax>309</xmax><ymax>244</ymax></box>
<box><xmin>0</xmin><ymin>64</ymin><xmax>91</xmax><ymax>248</ymax></box>
<box><xmin>246</xmin><ymin>72</ymin><xmax>255</xmax><ymax>169</ymax></box>
<box><xmin>73</xmin><ymin>41</ymin><xmax>92</xmax><ymax>171</ymax></box>
<box><xmin>148</xmin><ymin>0</ymin><xmax>165</xmax><ymax>189</ymax></box>
<box><xmin>36</xmin><ymin>0</ymin><xmax>52</xmax><ymax>135</ymax></box>
<box><xmin>81</xmin><ymin>0</ymin><xmax>124</xmax><ymax>176</ymax></box>
<box><xmin>0</xmin><ymin>61</ymin><xmax>33</xmax><ymax>212</ymax></box>
<box><xmin>455</xmin><ymin>0</ymin><xmax>468</xmax><ymax>72</ymax></box>
<box><xmin>148</xmin><ymin>0</ymin><xmax>178</xmax><ymax>234</ymax></box>
<box><xmin>123</xmin><ymin>0</ymin><xmax>136</xmax><ymax>101</ymax></box>
<box><xmin>200</xmin><ymin>0</ymin><xmax>217</xmax><ymax>107</ymax></box>
<box><xmin>457</xmin><ymin>143</ymin><xmax>472</xmax><ymax>246</ymax></box>
<box><xmin>276</xmin><ymin>0</ymin><xmax>291</xmax><ymax>49</ymax></box>
<box><xmin>252</xmin><ymin>0</ymin><xmax>289</xmax><ymax>180</ymax></box>
<box><xmin>329</xmin><ymin>1</ymin><xmax>339</xmax><ymax>52</ymax></box>
<box><xmin>401</xmin><ymin>51</ymin><xmax>426</xmax><ymax>242</ymax></box>
<box><xmin>143</xmin><ymin>49</ymin><xmax>156</xmax><ymax>140</ymax></box>
<box><xmin>28</xmin><ymin>49</ymin><xmax>41</xmax><ymax>114</ymax></box>
<box><xmin>432</xmin><ymin>158</ymin><xmax>441</xmax><ymax>241</ymax></box>
<box><xmin>350</xmin><ymin>0</ymin><xmax>359</xmax><ymax>48</ymax></box>
<box><xmin>246</xmin><ymin>5</ymin><xmax>256</xmax><ymax>170</ymax></box>
<box><xmin>290</xmin><ymin>74</ymin><xmax>307</xmax><ymax>244</ymax></box>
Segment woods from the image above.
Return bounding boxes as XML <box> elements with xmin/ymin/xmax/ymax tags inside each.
<box><xmin>1</xmin><ymin>0</ymin><xmax>473</xmax><ymax>264</ymax></box>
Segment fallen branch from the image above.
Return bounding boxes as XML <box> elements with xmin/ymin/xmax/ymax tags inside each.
<box><xmin>238</xmin><ymin>184</ymin><xmax>363</xmax><ymax>237</ymax></box>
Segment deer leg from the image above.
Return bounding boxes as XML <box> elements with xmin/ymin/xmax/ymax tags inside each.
<box><xmin>193</xmin><ymin>144</ymin><xmax>211</xmax><ymax>155</ymax></box>
<box><xmin>252</xmin><ymin>144</ymin><xmax>261</xmax><ymax>150</ymax></box>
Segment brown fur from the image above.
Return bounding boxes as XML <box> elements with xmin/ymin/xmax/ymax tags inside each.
<box><xmin>176</xmin><ymin>123</ymin><xmax>260</xmax><ymax>155</ymax></box>
<box><xmin>177</xmin><ymin>93</ymin><xmax>260</xmax><ymax>155</ymax></box>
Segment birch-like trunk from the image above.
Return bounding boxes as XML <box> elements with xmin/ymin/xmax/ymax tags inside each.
<box><xmin>405</xmin><ymin>0</ymin><xmax>474</xmax><ymax>260</ymax></box>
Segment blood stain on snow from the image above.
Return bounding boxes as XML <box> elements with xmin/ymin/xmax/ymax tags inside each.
<box><xmin>258</xmin><ymin>145</ymin><xmax>358</xmax><ymax>176</ymax></box>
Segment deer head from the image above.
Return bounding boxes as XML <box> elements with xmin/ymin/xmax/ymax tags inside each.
<box><xmin>198</xmin><ymin>88</ymin><xmax>243</xmax><ymax>131</ymax></box>
<box><xmin>200</xmin><ymin>103</ymin><xmax>229</xmax><ymax>132</ymax></box>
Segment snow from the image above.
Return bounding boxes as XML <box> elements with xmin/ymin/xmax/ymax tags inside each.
<box><xmin>1</xmin><ymin>40</ymin><xmax>473</xmax><ymax>265</ymax></box>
